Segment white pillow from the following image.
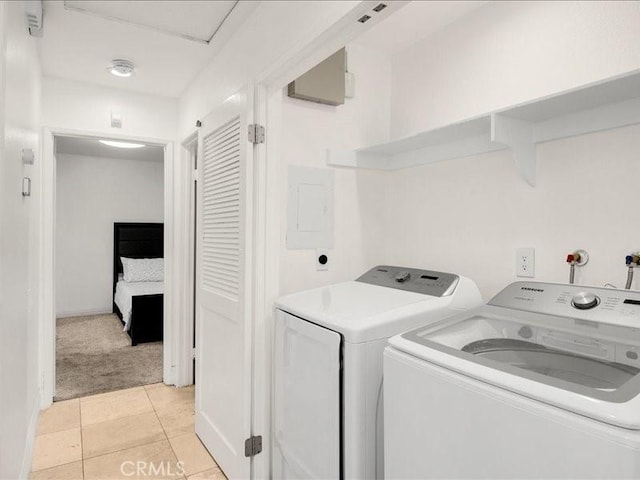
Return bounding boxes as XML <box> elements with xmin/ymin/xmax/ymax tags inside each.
<box><xmin>121</xmin><ymin>257</ymin><xmax>164</xmax><ymax>282</ymax></box>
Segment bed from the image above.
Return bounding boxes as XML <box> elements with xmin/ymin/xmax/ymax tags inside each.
<box><xmin>113</xmin><ymin>222</ymin><xmax>164</xmax><ymax>346</ymax></box>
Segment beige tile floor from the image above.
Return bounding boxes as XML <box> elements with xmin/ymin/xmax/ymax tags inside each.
<box><xmin>31</xmin><ymin>384</ymin><xmax>227</xmax><ymax>480</ymax></box>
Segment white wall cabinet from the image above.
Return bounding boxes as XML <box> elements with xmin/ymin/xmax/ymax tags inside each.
<box><xmin>328</xmin><ymin>70</ymin><xmax>640</xmax><ymax>187</ymax></box>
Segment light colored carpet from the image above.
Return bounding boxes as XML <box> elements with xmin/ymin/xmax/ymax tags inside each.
<box><xmin>55</xmin><ymin>313</ymin><xmax>162</xmax><ymax>401</ymax></box>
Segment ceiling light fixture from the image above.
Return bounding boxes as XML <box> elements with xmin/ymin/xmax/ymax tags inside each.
<box><xmin>99</xmin><ymin>139</ymin><xmax>146</xmax><ymax>149</ymax></box>
<box><xmin>108</xmin><ymin>59</ymin><xmax>135</xmax><ymax>78</ymax></box>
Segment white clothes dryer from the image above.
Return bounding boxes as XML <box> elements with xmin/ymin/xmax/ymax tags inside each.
<box><xmin>273</xmin><ymin>265</ymin><xmax>482</xmax><ymax>479</ymax></box>
<box><xmin>385</xmin><ymin>281</ymin><xmax>640</xmax><ymax>479</ymax></box>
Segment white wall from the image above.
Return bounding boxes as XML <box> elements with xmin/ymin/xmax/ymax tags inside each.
<box><xmin>42</xmin><ymin>77</ymin><xmax>177</xmax><ymax>141</ymax></box>
<box><xmin>380</xmin><ymin>0</ymin><xmax>640</xmax><ymax>299</ymax></box>
<box><xmin>383</xmin><ymin>124</ymin><xmax>640</xmax><ymax>300</ymax></box>
<box><xmin>55</xmin><ymin>154</ymin><xmax>164</xmax><ymax>317</ymax></box>
<box><xmin>278</xmin><ymin>43</ymin><xmax>391</xmax><ymax>294</ymax></box>
<box><xmin>39</xmin><ymin>76</ymin><xmax>181</xmax><ymax>386</ymax></box>
<box><xmin>390</xmin><ymin>1</ymin><xmax>640</xmax><ymax>138</ymax></box>
<box><xmin>277</xmin><ymin>1</ymin><xmax>640</xmax><ymax>302</ymax></box>
<box><xmin>178</xmin><ymin>1</ymin><xmax>362</xmax><ymax>138</ymax></box>
<box><xmin>0</xmin><ymin>2</ymin><xmax>42</xmax><ymax>479</ymax></box>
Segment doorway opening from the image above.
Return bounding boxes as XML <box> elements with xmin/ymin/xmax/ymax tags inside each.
<box><xmin>47</xmin><ymin>132</ymin><xmax>169</xmax><ymax>401</ymax></box>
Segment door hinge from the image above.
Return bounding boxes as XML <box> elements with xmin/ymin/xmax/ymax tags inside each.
<box><xmin>248</xmin><ymin>124</ymin><xmax>265</xmax><ymax>144</ymax></box>
<box><xmin>244</xmin><ymin>435</ymin><xmax>262</xmax><ymax>457</ymax></box>
<box><xmin>192</xmin><ymin>348</ymin><xmax>196</xmax><ymax>360</ymax></box>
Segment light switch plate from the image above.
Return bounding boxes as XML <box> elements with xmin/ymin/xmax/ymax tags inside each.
<box><xmin>22</xmin><ymin>177</ymin><xmax>31</xmax><ymax>197</ymax></box>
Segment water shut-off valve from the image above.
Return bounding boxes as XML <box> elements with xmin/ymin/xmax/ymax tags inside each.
<box><xmin>566</xmin><ymin>250</ymin><xmax>588</xmax><ymax>285</ymax></box>
<box><xmin>625</xmin><ymin>253</ymin><xmax>640</xmax><ymax>290</ymax></box>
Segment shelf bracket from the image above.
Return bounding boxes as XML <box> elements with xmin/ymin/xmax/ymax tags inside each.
<box><xmin>491</xmin><ymin>114</ymin><xmax>536</xmax><ymax>187</ymax></box>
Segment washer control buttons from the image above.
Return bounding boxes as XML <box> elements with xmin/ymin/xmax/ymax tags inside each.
<box><xmin>395</xmin><ymin>271</ymin><xmax>411</xmax><ymax>283</ymax></box>
<box><xmin>571</xmin><ymin>292</ymin><xmax>600</xmax><ymax>310</ymax></box>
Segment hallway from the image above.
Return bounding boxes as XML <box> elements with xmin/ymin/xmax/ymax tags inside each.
<box><xmin>31</xmin><ymin>384</ymin><xmax>225</xmax><ymax>480</ymax></box>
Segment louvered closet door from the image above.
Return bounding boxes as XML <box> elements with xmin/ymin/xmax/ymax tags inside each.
<box><xmin>195</xmin><ymin>86</ymin><xmax>254</xmax><ymax>480</ymax></box>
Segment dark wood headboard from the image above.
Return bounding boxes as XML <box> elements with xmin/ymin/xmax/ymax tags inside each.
<box><xmin>113</xmin><ymin>222</ymin><xmax>164</xmax><ymax>292</ymax></box>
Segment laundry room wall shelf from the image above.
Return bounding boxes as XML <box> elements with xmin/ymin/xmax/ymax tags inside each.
<box><xmin>327</xmin><ymin>69</ymin><xmax>640</xmax><ymax>187</ymax></box>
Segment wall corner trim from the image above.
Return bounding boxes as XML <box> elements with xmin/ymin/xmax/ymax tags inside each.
<box><xmin>19</xmin><ymin>393</ymin><xmax>41</xmax><ymax>480</ymax></box>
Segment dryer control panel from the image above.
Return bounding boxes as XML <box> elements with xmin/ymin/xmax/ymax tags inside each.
<box><xmin>356</xmin><ymin>265</ymin><xmax>459</xmax><ymax>297</ymax></box>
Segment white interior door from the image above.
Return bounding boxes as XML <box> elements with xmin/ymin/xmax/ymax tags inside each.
<box><xmin>195</xmin><ymin>86</ymin><xmax>255</xmax><ymax>480</ymax></box>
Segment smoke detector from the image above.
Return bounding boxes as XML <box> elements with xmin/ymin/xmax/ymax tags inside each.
<box><xmin>108</xmin><ymin>59</ymin><xmax>135</xmax><ymax>78</ymax></box>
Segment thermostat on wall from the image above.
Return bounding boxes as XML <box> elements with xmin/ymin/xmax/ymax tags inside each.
<box><xmin>22</xmin><ymin>148</ymin><xmax>35</xmax><ymax>165</ymax></box>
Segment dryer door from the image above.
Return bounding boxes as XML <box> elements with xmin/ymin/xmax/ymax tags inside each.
<box><xmin>274</xmin><ymin>310</ymin><xmax>342</xmax><ymax>479</ymax></box>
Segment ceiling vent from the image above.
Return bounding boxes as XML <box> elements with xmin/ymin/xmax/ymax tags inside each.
<box><xmin>25</xmin><ymin>0</ymin><xmax>43</xmax><ymax>37</ymax></box>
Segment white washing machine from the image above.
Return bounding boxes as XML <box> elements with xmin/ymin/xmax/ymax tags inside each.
<box><xmin>385</xmin><ymin>281</ymin><xmax>640</xmax><ymax>479</ymax></box>
<box><xmin>273</xmin><ymin>265</ymin><xmax>482</xmax><ymax>480</ymax></box>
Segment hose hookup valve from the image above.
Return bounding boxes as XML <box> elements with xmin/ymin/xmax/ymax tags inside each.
<box><xmin>566</xmin><ymin>250</ymin><xmax>589</xmax><ymax>285</ymax></box>
<box><xmin>625</xmin><ymin>253</ymin><xmax>640</xmax><ymax>290</ymax></box>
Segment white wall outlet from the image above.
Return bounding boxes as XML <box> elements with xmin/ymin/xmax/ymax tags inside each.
<box><xmin>316</xmin><ymin>248</ymin><xmax>329</xmax><ymax>271</ymax></box>
<box><xmin>516</xmin><ymin>248</ymin><xmax>535</xmax><ymax>277</ymax></box>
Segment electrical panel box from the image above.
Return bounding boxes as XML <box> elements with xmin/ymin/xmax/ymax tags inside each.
<box><xmin>287</xmin><ymin>48</ymin><xmax>346</xmax><ymax>106</ymax></box>
<box><xmin>287</xmin><ymin>166</ymin><xmax>334</xmax><ymax>249</ymax></box>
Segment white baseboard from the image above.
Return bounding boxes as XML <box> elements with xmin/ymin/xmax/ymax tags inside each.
<box><xmin>56</xmin><ymin>307</ymin><xmax>112</xmax><ymax>319</ymax></box>
<box><xmin>19</xmin><ymin>392</ymin><xmax>41</xmax><ymax>480</ymax></box>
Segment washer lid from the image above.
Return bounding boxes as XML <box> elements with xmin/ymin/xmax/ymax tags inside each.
<box><xmin>276</xmin><ymin>281</ymin><xmax>456</xmax><ymax>343</ymax></box>
<box><xmin>391</xmin><ymin>304</ymin><xmax>640</xmax><ymax>429</ymax></box>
